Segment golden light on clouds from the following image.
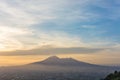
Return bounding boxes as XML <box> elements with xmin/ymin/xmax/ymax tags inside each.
<box><xmin>0</xmin><ymin>26</ymin><xmax>28</xmax><ymax>51</ymax></box>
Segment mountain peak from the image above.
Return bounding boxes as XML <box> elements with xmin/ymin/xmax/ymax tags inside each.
<box><xmin>46</xmin><ymin>56</ymin><xmax>60</xmax><ymax>60</ymax></box>
<box><xmin>45</xmin><ymin>56</ymin><xmax>75</xmax><ymax>62</ymax></box>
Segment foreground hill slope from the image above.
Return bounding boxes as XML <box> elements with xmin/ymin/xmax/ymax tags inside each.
<box><xmin>103</xmin><ymin>71</ymin><xmax>120</xmax><ymax>80</ymax></box>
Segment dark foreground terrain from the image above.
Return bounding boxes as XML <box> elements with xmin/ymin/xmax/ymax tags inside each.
<box><xmin>103</xmin><ymin>71</ymin><xmax>120</xmax><ymax>80</ymax></box>
<box><xmin>0</xmin><ymin>56</ymin><xmax>120</xmax><ymax>80</ymax></box>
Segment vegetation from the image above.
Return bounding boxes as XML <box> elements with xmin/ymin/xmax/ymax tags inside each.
<box><xmin>103</xmin><ymin>71</ymin><xmax>120</xmax><ymax>80</ymax></box>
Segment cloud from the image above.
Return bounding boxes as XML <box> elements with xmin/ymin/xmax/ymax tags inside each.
<box><xmin>0</xmin><ymin>0</ymin><xmax>118</xmax><ymax>52</ymax></box>
<box><xmin>0</xmin><ymin>26</ymin><xmax>33</xmax><ymax>51</ymax></box>
<box><xmin>0</xmin><ymin>27</ymin><xmax>91</xmax><ymax>51</ymax></box>
<box><xmin>0</xmin><ymin>46</ymin><xmax>106</xmax><ymax>56</ymax></box>
<box><xmin>81</xmin><ymin>25</ymin><xmax>97</xmax><ymax>29</ymax></box>
<box><xmin>0</xmin><ymin>0</ymin><xmax>99</xmax><ymax>28</ymax></box>
<box><xmin>0</xmin><ymin>0</ymin><xmax>93</xmax><ymax>51</ymax></box>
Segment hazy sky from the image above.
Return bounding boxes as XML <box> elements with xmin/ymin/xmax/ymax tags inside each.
<box><xmin>0</xmin><ymin>0</ymin><xmax>120</xmax><ymax>66</ymax></box>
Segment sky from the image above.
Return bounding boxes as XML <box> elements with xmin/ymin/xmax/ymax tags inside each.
<box><xmin>0</xmin><ymin>0</ymin><xmax>120</xmax><ymax>66</ymax></box>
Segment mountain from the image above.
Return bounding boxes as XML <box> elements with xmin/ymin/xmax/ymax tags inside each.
<box><xmin>0</xmin><ymin>56</ymin><xmax>120</xmax><ymax>80</ymax></box>
<box><xmin>31</xmin><ymin>56</ymin><xmax>98</xmax><ymax>66</ymax></box>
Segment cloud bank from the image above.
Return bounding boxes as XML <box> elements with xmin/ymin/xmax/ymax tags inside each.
<box><xmin>0</xmin><ymin>46</ymin><xmax>106</xmax><ymax>56</ymax></box>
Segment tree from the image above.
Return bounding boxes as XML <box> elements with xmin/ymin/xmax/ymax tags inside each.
<box><xmin>103</xmin><ymin>71</ymin><xmax>120</xmax><ymax>80</ymax></box>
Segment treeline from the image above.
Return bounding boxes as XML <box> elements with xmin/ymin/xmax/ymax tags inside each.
<box><xmin>102</xmin><ymin>71</ymin><xmax>120</xmax><ymax>80</ymax></box>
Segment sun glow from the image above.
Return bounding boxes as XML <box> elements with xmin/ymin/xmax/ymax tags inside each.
<box><xmin>0</xmin><ymin>26</ymin><xmax>32</xmax><ymax>51</ymax></box>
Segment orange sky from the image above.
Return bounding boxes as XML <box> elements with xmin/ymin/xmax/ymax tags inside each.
<box><xmin>0</xmin><ymin>53</ymin><xmax>120</xmax><ymax>66</ymax></box>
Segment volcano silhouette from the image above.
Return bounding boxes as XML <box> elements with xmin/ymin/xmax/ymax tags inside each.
<box><xmin>31</xmin><ymin>56</ymin><xmax>98</xmax><ymax>67</ymax></box>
